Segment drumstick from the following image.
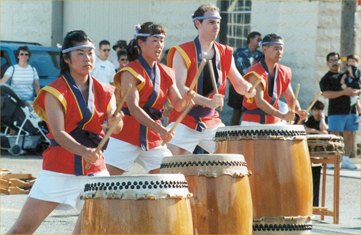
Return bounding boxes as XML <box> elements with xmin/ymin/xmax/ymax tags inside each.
<box><xmin>296</xmin><ymin>92</ymin><xmax>322</xmax><ymax>124</ymax></box>
<box><xmin>249</xmin><ymin>78</ymin><xmax>262</xmax><ymax>93</ymax></box>
<box><xmin>181</xmin><ymin>59</ymin><xmax>206</xmax><ymax>107</ymax></box>
<box><xmin>292</xmin><ymin>84</ymin><xmax>300</xmax><ymax>112</ymax></box>
<box><xmin>207</xmin><ymin>60</ymin><xmax>222</xmax><ymax>111</ymax></box>
<box><xmin>85</xmin><ymin>84</ymin><xmax>132</xmax><ymax>169</ymax></box>
<box><xmin>161</xmin><ymin>102</ymin><xmax>194</xmax><ymax>146</ymax></box>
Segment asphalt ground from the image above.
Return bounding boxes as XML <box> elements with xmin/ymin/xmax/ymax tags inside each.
<box><xmin>1</xmin><ymin>150</ymin><xmax>360</xmax><ymax>234</ymax></box>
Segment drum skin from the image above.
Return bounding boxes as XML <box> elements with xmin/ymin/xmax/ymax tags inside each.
<box><xmin>82</xmin><ymin>198</ymin><xmax>193</xmax><ymax>234</ymax></box>
<box><xmin>214</xmin><ymin>126</ymin><xmax>313</xmax><ymax>233</ymax></box>
<box><xmin>80</xmin><ymin>174</ymin><xmax>193</xmax><ymax>234</ymax></box>
<box><xmin>160</xmin><ymin>154</ymin><xmax>252</xmax><ymax>235</ymax></box>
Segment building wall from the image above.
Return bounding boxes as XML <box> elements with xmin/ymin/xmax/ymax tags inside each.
<box><xmin>62</xmin><ymin>1</ymin><xmax>214</xmax><ymax>58</ymax></box>
<box><xmin>1</xmin><ymin>1</ymin><xmax>54</xmax><ymax>46</ymax></box>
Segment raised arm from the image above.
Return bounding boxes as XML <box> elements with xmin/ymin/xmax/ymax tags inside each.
<box><xmin>172</xmin><ymin>50</ymin><xmax>223</xmax><ymax>109</ymax></box>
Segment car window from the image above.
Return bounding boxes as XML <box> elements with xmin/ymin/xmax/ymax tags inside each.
<box><xmin>28</xmin><ymin>51</ymin><xmax>60</xmax><ymax>78</ymax></box>
<box><xmin>1</xmin><ymin>50</ymin><xmax>11</xmax><ymax>78</ymax></box>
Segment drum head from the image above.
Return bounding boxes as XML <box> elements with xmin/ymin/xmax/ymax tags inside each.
<box><xmin>160</xmin><ymin>154</ymin><xmax>249</xmax><ymax>178</ymax></box>
<box><xmin>82</xmin><ymin>174</ymin><xmax>192</xmax><ymax>200</ymax></box>
<box><xmin>214</xmin><ymin>125</ymin><xmax>307</xmax><ymax>141</ymax></box>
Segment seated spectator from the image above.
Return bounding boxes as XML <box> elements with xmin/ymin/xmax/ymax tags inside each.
<box><xmin>1</xmin><ymin>46</ymin><xmax>40</xmax><ymax>107</ymax></box>
<box><xmin>302</xmin><ymin>100</ymin><xmax>328</xmax><ymax>134</ymax></box>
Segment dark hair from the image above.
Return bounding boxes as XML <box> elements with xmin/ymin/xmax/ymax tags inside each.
<box><xmin>99</xmin><ymin>40</ymin><xmax>110</xmax><ymax>48</ymax></box>
<box><xmin>192</xmin><ymin>4</ymin><xmax>220</xmax><ymax>29</ymax></box>
<box><xmin>113</xmin><ymin>40</ymin><xmax>127</xmax><ymax>51</ymax></box>
<box><xmin>127</xmin><ymin>22</ymin><xmax>166</xmax><ymax>62</ymax></box>
<box><xmin>117</xmin><ymin>49</ymin><xmax>127</xmax><ymax>59</ymax></box>
<box><xmin>60</xmin><ymin>30</ymin><xmax>94</xmax><ymax>75</ymax></box>
<box><xmin>261</xmin><ymin>33</ymin><xmax>283</xmax><ymax>47</ymax></box>
<box><xmin>347</xmin><ymin>54</ymin><xmax>359</xmax><ymax>63</ymax></box>
<box><xmin>311</xmin><ymin>100</ymin><xmax>324</xmax><ymax>111</ymax></box>
<box><xmin>326</xmin><ymin>52</ymin><xmax>340</xmax><ymax>62</ymax></box>
<box><xmin>15</xmin><ymin>46</ymin><xmax>31</xmax><ymax>62</ymax></box>
<box><xmin>247</xmin><ymin>31</ymin><xmax>261</xmax><ymax>44</ymax></box>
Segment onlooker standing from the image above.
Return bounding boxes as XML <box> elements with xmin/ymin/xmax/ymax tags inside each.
<box><xmin>340</xmin><ymin>54</ymin><xmax>361</xmax><ymax>124</ymax></box>
<box><xmin>319</xmin><ymin>52</ymin><xmax>358</xmax><ymax>170</ymax></box>
<box><xmin>302</xmin><ymin>100</ymin><xmax>328</xmax><ymax>134</ymax></box>
<box><xmin>111</xmin><ymin>40</ymin><xmax>127</xmax><ymax>70</ymax></box>
<box><xmin>228</xmin><ymin>31</ymin><xmax>263</xmax><ymax>125</ymax></box>
<box><xmin>115</xmin><ymin>49</ymin><xmax>128</xmax><ymax>72</ymax></box>
<box><xmin>1</xmin><ymin>46</ymin><xmax>40</xmax><ymax>106</ymax></box>
<box><xmin>91</xmin><ymin>40</ymin><xmax>115</xmax><ymax>84</ymax></box>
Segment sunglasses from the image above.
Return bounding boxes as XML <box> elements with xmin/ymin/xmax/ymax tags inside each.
<box><xmin>20</xmin><ymin>53</ymin><xmax>29</xmax><ymax>56</ymax></box>
<box><xmin>102</xmin><ymin>49</ymin><xmax>111</xmax><ymax>52</ymax></box>
<box><xmin>120</xmin><ymin>58</ymin><xmax>128</xmax><ymax>61</ymax></box>
<box><xmin>329</xmin><ymin>59</ymin><xmax>339</xmax><ymax>63</ymax></box>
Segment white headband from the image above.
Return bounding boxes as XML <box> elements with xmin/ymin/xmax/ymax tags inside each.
<box><xmin>192</xmin><ymin>15</ymin><xmax>222</xmax><ymax>22</ymax></box>
<box><xmin>57</xmin><ymin>43</ymin><xmax>95</xmax><ymax>53</ymax></box>
<box><xmin>259</xmin><ymin>41</ymin><xmax>284</xmax><ymax>47</ymax></box>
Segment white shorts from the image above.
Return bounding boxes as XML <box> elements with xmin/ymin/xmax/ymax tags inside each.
<box><xmin>167</xmin><ymin>122</ymin><xmax>225</xmax><ymax>154</ymax></box>
<box><xmin>104</xmin><ymin>138</ymin><xmax>172</xmax><ymax>172</ymax></box>
<box><xmin>28</xmin><ymin>169</ymin><xmax>109</xmax><ymax>211</ymax></box>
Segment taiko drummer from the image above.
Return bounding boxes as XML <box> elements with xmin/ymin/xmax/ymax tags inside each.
<box><xmin>104</xmin><ymin>22</ymin><xmax>195</xmax><ymax>175</ymax></box>
<box><xmin>241</xmin><ymin>33</ymin><xmax>308</xmax><ymax>125</ymax></box>
<box><xmin>166</xmin><ymin>4</ymin><xmax>256</xmax><ymax>155</ymax></box>
<box><xmin>6</xmin><ymin>30</ymin><xmax>123</xmax><ymax>234</ymax></box>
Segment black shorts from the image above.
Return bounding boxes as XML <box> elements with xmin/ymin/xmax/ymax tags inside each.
<box><xmin>227</xmin><ymin>84</ymin><xmax>244</xmax><ymax>110</ymax></box>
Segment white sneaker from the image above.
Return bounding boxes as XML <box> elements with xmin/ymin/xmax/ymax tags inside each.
<box><xmin>341</xmin><ymin>156</ymin><xmax>357</xmax><ymax>170</ymax></box>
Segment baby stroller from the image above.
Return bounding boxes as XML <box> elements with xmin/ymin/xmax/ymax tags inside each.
<box><xmin>1</xmin><ymin>84</ymin><xmax>49</xmax><ymax>156</ymax></box>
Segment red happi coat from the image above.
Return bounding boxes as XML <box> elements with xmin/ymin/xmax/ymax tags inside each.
<box><xmin>33</xmin><ymin>73</ymin><xmax>114</xmax><ymax>175</ymax></box>
<box><xmin>242</xmin><ymin>60</ymin><xmax>292</xmax><ymax>124</ymax></box>
<box><xmin>111</xmin><ymin>58</ymin><xmax>175</xmax><ymax>150</ymax></box>
<box><xmin>167</xmin><ymin>36</ymin><xmax>233</xmax><ymax>131</ymax></box>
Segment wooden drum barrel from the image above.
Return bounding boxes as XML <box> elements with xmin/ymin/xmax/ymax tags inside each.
<box><xmin>81</xmin><ymin>174</ymin><xmax>193</xmax><ymax>234</ymax></box>
<box><xmin>214</xmin><ymin>125</ymin><xmax>313</xmax><ymax>234</ymax></box>
<box><xmin>160</xmin><ymin>154</ymin><xmax>252</xmax><ymax>234</ymax></box>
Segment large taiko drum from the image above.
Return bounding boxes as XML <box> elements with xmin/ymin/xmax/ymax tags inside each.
<box><xmin>81</xmin><ymin>174</ymin><xmax>193</xmax><ymax>234</ymax></box>
<box><xmin>160</xmin><ymin>154</ymin><xmax>252</xmax><ymax>235</ymax></box>
<box><xmin>214</xmin><ymin>125</ymin><xmax>313</xmax><ymax>234</ymax></box>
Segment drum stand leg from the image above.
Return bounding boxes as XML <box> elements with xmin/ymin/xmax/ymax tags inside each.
<box><xmin>311</xmin><ymin>151</ymin><xmax>341</xmax><ymax>224</ymax></box>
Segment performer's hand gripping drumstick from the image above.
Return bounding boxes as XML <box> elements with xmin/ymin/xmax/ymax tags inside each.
<box><xmin>246</xmin><ymin>78</ymin><xmax>262</xmax><ymax>103</ymax></box>
<box><xmin>296</xmin><ymin>92</ymin><xmax>322</xmax><ymax>124</ymax></box>
<box><xmin>85</xmin><ymin>84</ymin><xmax>132</xmax><ymax>169</ymax></box>
<box><xmin>161</xmin><ymin>102</ymin><xmax>195</xmax><ymax>146</ymax></box>
<box><xmin>207</xmin><ymin>60</ymin><xmax>222</xmax><ymax>111</ymax></box>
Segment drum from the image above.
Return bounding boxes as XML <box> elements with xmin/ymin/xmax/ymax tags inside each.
<box><xmin>214</xmin><ymin>125</ymin><xmax>313</xmax><ymax>234</ymax></box>
<box><xmin>160</xmin><ymin>154</ymin><xmax>252</xmax><ymax>235</ymax></box>
<box><xmin>307</xmin><ymin>134</ymin><xmax>344</xmax><ymax>155</ymax></box>
<box><xmin>81</xmin><ymin>174</ymin><xmax>193</xmax><ymax>234</ymax></box>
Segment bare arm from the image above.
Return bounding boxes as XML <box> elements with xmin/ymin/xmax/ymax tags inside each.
<box><xmin>105</xmin><ymin>93</ymin><xmax>123</xmax><ymax>134</ymax></box>
<box><xmin>172</xmin><ymin>51</ymin><xmax>223</xmax><ymax>109</ymax></box>
<box><xmin>228</xmin><ymin>56</ymin><xmax>255</xmax><ymax>98</ymax></box>
<box><xmin>167</xmin><ymin>83</ymin><xmax>195</xmax><ymax>112</ymax></box>
<box><xmin>322</xmin><ymin>88</ymin><xmax>359</xmax><ymax>99</ymax></box>
<box><xmin>34</xmin><ymin>79</ymin><xmax>40</xmax><ymax>96</ymax></box>
<box><xmin>283</xmin><ymin>83</ymin><xmax>308</xmax><ymax>120</ymax></box>
<box><xmin>303</xmin><ymin>125</ymin><xmax>328</xmax><ymax>134</ymax></box>
<box><xmin>45</xmin><ymin>92</ymin><xmax>99</xmax><ymax>164</ymax></box>
<box><xmin>1</xmin><ymin>74</ymin><xmax>10</xmax><ymax>84</ymax></box>
<box><xmin>249</xmin><ymin>74</ymin><xmax>291</xmax><ymax>121</ymax></box>
<box><xmin>121</xmin><ymin>71</ymin><xmax>172</xmax><ymax>142</ymax></box>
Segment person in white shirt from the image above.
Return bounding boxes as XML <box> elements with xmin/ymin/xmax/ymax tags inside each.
<box><xmin>91</xmin><ymin>40</ymin><xmax>115</xmax><ymax>84</ymax></box>
<box><xmin>1</xmin><ymin>46</ymin><xmax>40</xmax><ymax>106</ymax></box>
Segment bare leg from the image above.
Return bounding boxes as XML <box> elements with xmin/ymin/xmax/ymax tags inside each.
<box><xmin>73</xmin><ymin>211</ymin><xmax>82</xmax><ymax>234</ymax></box>
<box><xmin>6</xmin><ymin>198</ymin><xmax>58</xmax><ymax>234</ymax></box>
<box><xmin>231</xmin><ymin>109</ymin><xmax>242</xmax><ymax>125</ymax></box>
<box><xmin>149</xmin><ymin>168</ymin><xmax>160</xmax><ymax>174</ymax></box>
<box><xmin>106</xmin><ymin>164</ymin><xmax>125</xmax><ymax>175</ymax></box>
<box><xmin>343</xmin><ymin>131</ymin><xmax>354</xmax><ymax>157</ymax></box>
<box><xmin>166</xmin><ymin>143</ymin><xmax>188</xmax><ymax>156</ymax></box>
